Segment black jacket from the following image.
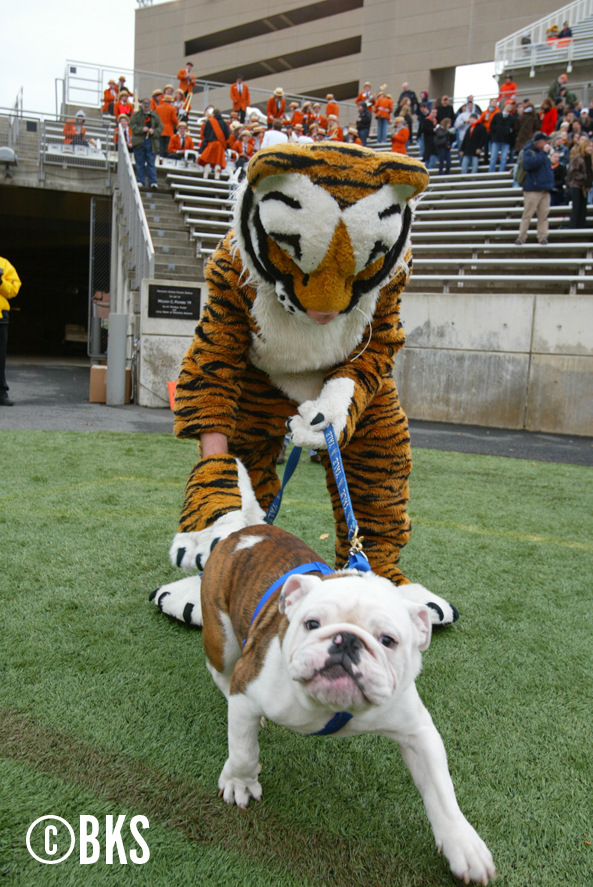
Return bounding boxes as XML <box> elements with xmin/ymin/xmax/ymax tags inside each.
<box><xmin>434</xmin><ymin>126</ymin><xmax>455</xmax><ymax>150</ymax></box>
<box><xmin>489</xmin><ymin>112</ymin><xmax>516</xmax><ymax>146</ymax></box>
<box><xmin>460</xmin><ymin>122</ymin><xmax>487</xmax><ymax>156</ymax></box>
<box><xmin>356</xmin><ymin>106</ymin><xmax>372</xmax><ymax>132</ymax></box>
<box><xmin>436</xmin><ymin>105</ymin><xmax>455</xmax><ymax>125</ymax></box>
<box><xmin>202</xmin><ymin>114</ymin><xmax>230</xmax><ymax>144</ymax></box>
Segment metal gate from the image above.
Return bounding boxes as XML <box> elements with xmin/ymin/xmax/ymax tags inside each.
<box><xmin>88</xmin><ymin>196</ymin><xmax>112</xmax><ymax>360</ymax></box>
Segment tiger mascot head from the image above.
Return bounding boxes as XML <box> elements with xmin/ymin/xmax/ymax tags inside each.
<box><xmin>232</xmin><ymin>142</ymin><xmax>428</xmax><ymax>322</ymax></box>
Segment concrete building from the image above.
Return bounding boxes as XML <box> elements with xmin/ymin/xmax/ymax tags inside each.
<box><xmin>134</xmin><ymin>0</ymin><xmax>561</xmax><ymax>106</ymax></box>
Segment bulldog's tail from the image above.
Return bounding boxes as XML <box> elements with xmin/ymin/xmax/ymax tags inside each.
<box><xmin>149</xmin><ymin>575</ymin><xmax>203</xmax><ymax>627</ymax></box>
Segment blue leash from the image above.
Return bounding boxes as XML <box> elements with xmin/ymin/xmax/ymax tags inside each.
<box><xmin>265</xmin><ymin>425</ymin><xmax>371</xmax><ymax>574</ymax></box>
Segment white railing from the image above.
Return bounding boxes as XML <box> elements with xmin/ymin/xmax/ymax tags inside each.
<box><xmin>63</xmin><ymin>60</ymin><xmax>359</xmax><ymax>121</ymax></box>
<box><xmin>116</xmin><ymin>124</ymin><xmax>154</xmax><ymax>290</ymax></box>
<box><xmin>495</xmin><ymin>0</ymin><xmax>593</xmax><ymax>72</ymax></box>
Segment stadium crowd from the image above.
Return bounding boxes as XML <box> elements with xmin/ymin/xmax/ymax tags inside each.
<box><xmin>95</xmin><ymin>61</ymin><xmax>592</xmax><ymax>220</ymax></box>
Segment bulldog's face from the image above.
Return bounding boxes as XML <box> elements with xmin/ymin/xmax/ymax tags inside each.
<box><xmin>279</xmin><ymin>572</ymin><xmax>431</xmax><ymax>710</ymax></box>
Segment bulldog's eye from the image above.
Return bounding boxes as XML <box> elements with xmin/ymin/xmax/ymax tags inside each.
<box><xmin>304</xmin><ymin>620</ymin><xmax>320</xmax><ymax>631</ymax></box>
<box><xmin>380</xmin><ymin>635</ymin><xmax>397</xmax><ymax>648</ymax></box>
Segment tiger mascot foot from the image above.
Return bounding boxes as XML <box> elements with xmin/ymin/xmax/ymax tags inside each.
<box><xmin>400</xmin><ymin>583</ymin><xmax>459</xmax><ymax>626</ymax></box>
<box><xmin>150</xmin><ymin>575</ymin><xmax>203</xmax><ymax>626</ymax></box>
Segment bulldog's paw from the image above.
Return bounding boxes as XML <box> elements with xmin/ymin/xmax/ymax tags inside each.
<box><xmin>218</xmin><ymin>766</ymin><xmax>262</xmax><ymax>808</ymax></box>
<box><xmin>439</xmin><ymin>821</ymin><xmax>496</xmax><ymax>885</ymax></box>
<box><xmin>400</xmin><ymin>583</ymin><xmax>459</xmax><ymax>626</ymax></box>
<box><xmin>149</xmin><ymin>575</ymin><xmax>203</xmax><ymax>626</ymax></box>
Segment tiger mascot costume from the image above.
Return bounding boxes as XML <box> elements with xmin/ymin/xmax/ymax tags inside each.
<box><xmin>152</xmin><ymin>142</ymin><xmax>458</xmax><ymax>626</ymax></box>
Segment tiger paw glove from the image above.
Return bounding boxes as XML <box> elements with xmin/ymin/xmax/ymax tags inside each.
<box><xmin>170</xmin><ymin>454</ymin><xmax>265</xmax><ymax>572</ymax></box>
<box><xmin>287</xmin><ymin>378</ymin><xmax>355</xmax><ymax>450</ymax></box>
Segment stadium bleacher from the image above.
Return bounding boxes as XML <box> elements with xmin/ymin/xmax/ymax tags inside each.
<box><xmin>139</xmin><ymin>140</ymin><xmax>591</xmax><ymax>297</ymax></box>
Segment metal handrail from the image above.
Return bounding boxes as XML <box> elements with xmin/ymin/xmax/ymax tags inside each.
<box><xmin>116</xmin><ymin>123</ymin><xmax>154</xmax><ymax>289</ymax></box>
<box><xmin>495</xmin><ymin>0</ymin><xmax>593</xmax><ymax>71</ymax></box>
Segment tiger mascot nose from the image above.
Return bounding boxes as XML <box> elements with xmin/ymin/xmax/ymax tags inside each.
<box><xmin>269</xmin><ymin>218</ymin><xmax>358</xmax><ymax>315</ymax></box>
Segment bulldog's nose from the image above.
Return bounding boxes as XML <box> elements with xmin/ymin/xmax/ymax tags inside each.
<box><xmin>330</xmin><ymin>632</ymin><xmax>363</xmax><ymax>663</ymax></box>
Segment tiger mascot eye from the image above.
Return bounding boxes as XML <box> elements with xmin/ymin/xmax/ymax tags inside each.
<box><xmin>159</xmin><ymin>143</ymin><xmax>458</xmax><ymax>626</ymax></box>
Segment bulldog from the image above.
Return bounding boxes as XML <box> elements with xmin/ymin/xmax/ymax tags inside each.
<box><xmin>153</xmin><ymin>523</ymin><xmax>495</xmax><ymax>883</ymax></box>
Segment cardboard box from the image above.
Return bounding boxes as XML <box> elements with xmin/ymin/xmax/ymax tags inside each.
<box><xmin>90</xmin><ymin>365</ymin><xmax>132</xmax><ymax>403</ymax></box>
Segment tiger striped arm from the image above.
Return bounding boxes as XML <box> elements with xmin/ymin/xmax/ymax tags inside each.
<box><xmin>170</xmin><ymin>455</ymin><xmax>265</xmax><ymax>572</ymax></box>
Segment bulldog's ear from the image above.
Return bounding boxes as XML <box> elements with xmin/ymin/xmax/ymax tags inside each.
<box><xmin>404</xmin><ymin>601</ymin><xmax>432</xmax><ymax>652</ymax></box>
<box><xmin>278</xmin><ymin>574</ymin><xmax>322</xmax><ymax>620</ymax></box>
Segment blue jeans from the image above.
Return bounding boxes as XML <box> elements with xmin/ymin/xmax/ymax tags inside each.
<box><xmin>437</xmin><ymin>147</ymin><xmax>451</xmax><ymax>174</ymax></box>
<box><xmin>489</xmin><ymin>142</ymin><xmax>510</xmax><ymax>172</ymax></box>
<box><xmin>461</xmin><ymin>154</ymin><xmax>479</xmax><ymax>175</ymax></box>
<box><xmin>134</xmin><ymin>138</ymin><xmax>157</xmax><ymax>187</ymax></box>
<box><xmin>417</xmin><ymin>133</ymin><xmax>424</xmax><ymax>156</ymax></box>
<box><xmin>358</xmin><ymin>127</ymin><xmax>369</xmax><ymax>146</ymax></box>
<box><xmin>376</xmin><ymin>117</ymin><xmax>389</xmax><ymax>143</ymax></box>
<box><xmin>425</xmin><ymin>154</ymin><xmax>437</xmax><ymax>170</ymax></box>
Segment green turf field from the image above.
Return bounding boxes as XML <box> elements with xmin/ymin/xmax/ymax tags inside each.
<box><xmin>0</xmin><ymin>429</ymin><xmax>591</xmax><ymax>886</ymax></box>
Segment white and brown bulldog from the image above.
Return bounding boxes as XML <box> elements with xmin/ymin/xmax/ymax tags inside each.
<box><xmin>153</xmin><ymin>524</ymin><xmax>495</xmax><ymax>884</ymax></box>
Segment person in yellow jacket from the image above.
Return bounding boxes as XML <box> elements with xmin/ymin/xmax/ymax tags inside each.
<box><xmin>0</xmin><ymin>257</ymin><xmax>21</xmax><ymax>406</ymax></box>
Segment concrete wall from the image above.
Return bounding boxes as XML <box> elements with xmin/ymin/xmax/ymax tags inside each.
<box><xmin>136</xmin><ymin>280</ymin><xmax>592</xmax><ymax>437</ymax></box>
<box><xmin>394</xmin><ymin>292</ymin><xmax>593</xmax><ymax>436</ymax></box>
<box><xmin>135</xmin><ymin>0</ymin><xmax>561</xmax><ymax>106</ymax></box>
<box><xmin>137</xmin><ymin>278</ymin><xmax>201</xmax><ymax>408</ymax></box>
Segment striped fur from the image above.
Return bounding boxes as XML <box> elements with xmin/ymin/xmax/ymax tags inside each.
<box><xmin>173</xmin><ymin>144</ymin><xmax>429</xmax><ymax>583</ymax></box>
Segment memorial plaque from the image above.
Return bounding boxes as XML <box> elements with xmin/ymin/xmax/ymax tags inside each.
<box><xmin>148</xmin><ymin>284</ymin><xmax>201</xmax><ymax>320</ymax></box>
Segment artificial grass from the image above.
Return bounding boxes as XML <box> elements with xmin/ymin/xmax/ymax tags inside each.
<box><xmin>0</xmin><ymin>429</ymin><xmax>592</xmax><ymax>887</ymax></box>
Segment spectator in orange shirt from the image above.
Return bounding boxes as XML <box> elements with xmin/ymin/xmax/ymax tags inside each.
<box><xmin>63</xmin><ymin>111</ymin><xmax>97</xmax><ymax>147</ymax></box>
<box><xmin>113</xmin><ymin>90</ymin><xmax>133</xmax><ymax>119</ymax></box>
<box><xmin>289</xmin><ymin>102</ymin><xmax>303</xmax><ymax>126</ymax></box>
<box><xmin>345</xmin><ymin>126</ymin><xmax>363</xmax><ymax>145</ymax></box>
<box><xmin>356</xmin><ymin>82</ymin><xmax>375</xmax><ymax>109</ymax></box>
<box><xmin>310</xmin><ymin>103</ymin><xmax>326</xmax><ymax>130</ymax></box>
<box><xmin>391</xmin><ymin>116</ymin><xmax>409</xmax><ymax>154</ymax></box>
<box><xmin>227</xmin><ymin>120</ymin><xmax>242</xmax><ymax>151</ymax></box>
<box><xmin>102</xmin><ymin>79</ymin><xmax>118</xmax><ymax>115</ymax></box>
<box><xmin>151</xmin><ymin>89</ymin><xmax>163</xmax><ymax>111</ymax></box>
<box><xmin>477</xmin><ymin>98</ymin><xmax>500</xmax><ymax>165</ymax></box>
<box><xmin>266</xmin><ymin>88</ymin><xmax>286</xmax><ymax>126</ymax></box>
<box><xmin>155</xmin><ymin>95</ymin><xmax>179</xmax><ymax>156</ymax></box>
<box><xmin>230</xmin><ymin>76</ymin><xmax>250</xmax><ymax>123</ymax></box>
<box><xmin>161</xmin><ymin>84</ymin><xmax>175</xmax><ymax>103</ymax></box>
<box><xmin>326</xmin><ymin>115</ymin><xmax>344</xmax><ymax>141</ymax></box>
<box><xmin>325</xmin><ymin>94</ymin><xmax>339</xmax><ymax>118</ymax></box>
<box><xmin>168</xmin><ymin>121</ymin><xmax>195</xmax><ymax>159</ymax></box>
<box><xmin>374</xmin><ymin>86</ymin><xmax>393</xmax><ymax>144</ymax></box>
<box><xmin>177</xmin><ymin>62</ymin><xmax>196</xmax><ymax>97</ymax></box>
<box><xmin>540</xmin><ymin>98</ymin><xmax>558</xmax><ymax>136</ymax></box>
<box><xmin>498</xmin><ymin>74</ymin><xmax>517</xmax><ymax>106</ymax></box>
<box><xmin>113</xmin><ymin>113</ymin><xmax>133</xmax><ymax>151</ymax></box>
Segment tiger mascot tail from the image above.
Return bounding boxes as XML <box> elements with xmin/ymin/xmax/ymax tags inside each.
<box><xmin>152</xmin><ymin>142</ymin><xmax>458</xmax><ymax>628</ymax></box>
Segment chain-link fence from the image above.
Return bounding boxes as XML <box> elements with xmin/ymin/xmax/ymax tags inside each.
<box><xmin>88</xmin><ymin>196</ymin><xmax>112</xmax><ymax>360</ymax></box>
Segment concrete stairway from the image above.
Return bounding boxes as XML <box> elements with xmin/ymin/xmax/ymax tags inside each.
<box><xmin>140</xmin><ymin>183</ymin><xmax>203</xmax><ymax>282</ymax></box>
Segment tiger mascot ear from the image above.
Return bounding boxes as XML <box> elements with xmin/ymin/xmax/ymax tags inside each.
<box><xmin>233</xmin><ymin>142</ymin><xmax>429</xmax><ymax>317</ymax></box>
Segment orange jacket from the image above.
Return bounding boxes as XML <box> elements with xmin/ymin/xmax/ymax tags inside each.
<box><xmin>266</xmin><ymin>95</ymin><xmax>285</xmax><ymax>123</ymax></box>
<box><xmin>113</xmin><ymin>101</ymin><xmax>133</xmax><ymax>118</ymax></box>
<box><xmin>230</xmin><ymin>82</ymin><xmax>250</xmax><ymax>111</ymax></box>
<box><xmin>391</xmin><ymin>127</ymin><xmax>409</xmax><ymax>154</ymax></box>
<box><xmin>102</xmin><ymin>86</ymin><xmax>117</xmax><ymax>112</ymax></box>
<box><xmin>477</xmin><ymin>106</ymin><xmax>500</xmax><ymax>132</ymax></box>
<box><xmin>155</xmin><ymin>103</ymin><xmax>179</xmax><ymax>137</ymax></box>
<box><xmin>326</xmin><ymin>124</ymin><xmax>344</xmax><ymax>141</ymax></box>
<box><xmin>168</xmin><ymin>133</ymin><xmax>195</xmax><ymax>153</ymax></box>
<box><xmin>114</xmin><ymin>125</ymin><xmax>133</xmax><ymax>148</ymax></box>
<box><xmin>374</xmin><ymin>96</ymin><xmax>393</xmax><ymax>120</ymax></box>
<box><xmin>291</xmin><ymin>109</ymin><xmax>305</xmax><ymax>126</ymax></box>
<box><xmin>177</xmin><ymin>69</ymin><xmax>196</xmax><ymax>95</ymax></box>
<box><xmin>311</xmin><ymin>112</ymin><xmax>327</xmax><ymax>129</ymax></box>
<box><xmin>498</xmin><ymin>81</ymin><xmax>517</xmax><ymax>102</ymax></box>
<box><xmin>235</xmin><ymin>138</ymin><xmax>255</xmax><ymax>159</ymax></box>
<box><xmin>63</xmin><ymin>121</ymin><xmax>86</xmax><ymax>144</ymax></box>
<box><xmin>356</xmin><ymin>90</ymin><xmax>375</xmax><ymax>108</ymax></box>
<box><xmin>326</xmin><ymin>100</ymin><xmax>339</xmax><ymax>118</ymax></box>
